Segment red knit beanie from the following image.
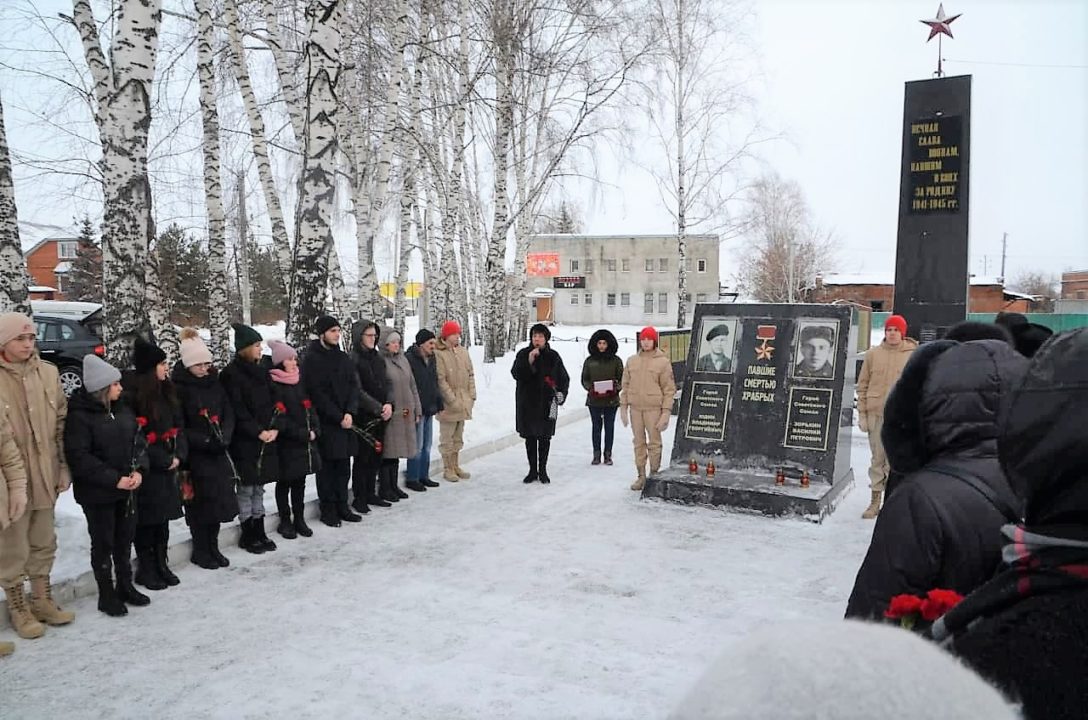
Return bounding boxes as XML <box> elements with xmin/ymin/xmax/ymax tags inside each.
<box><xmin>441</xmin><ymin>320</ymin><xmax>462</xmax><ymax>339</ymax></box>
<box><xmin>640</xmin><ymin>326</ymin><xmax>659</xmax><ymax>345</ymax></box>
<box><xmin>885</xmin><ymin>314</ymin><xmax>908</xmax><ymax>335</ymax></box>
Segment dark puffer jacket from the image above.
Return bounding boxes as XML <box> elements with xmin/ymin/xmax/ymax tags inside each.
<box><xmin>172</xmin><ymin>362</ymin><xmax>239</xmax><ymax>525</ymax></box>
<box><xmin>944</xmin><ymin>329</ymin><xmax>1088</xmax><ymax>720</ymax></box>
<box><xmin>304</xmin><ymin>337</ymin><xmax>361</xmax><ymax>460</ymax></box>
<box><xmin>64</xmin><ymin>390</ymin><xmax>149</xmax><ymax>507</ymax></box>
<box><xmin>581</xmin><ymin>329</ymin><xmax>623</xmax><ymax>408</ymax></box>
<box><xmin>511</xmin><ymin>342</ymin><xmax>570</xmax><ymax>438</ymax></box>
<box><xmin>122</xmin><ymin>373</ymin><xmax>187</xmax><ymax>525</ymax></box>
<box><xmin>406</xmin><ymin>344</ymin><xmax>444</xmax><ymax>416</ymax></box>
<box><xmin>270</xmin><ymin>370</ymin><xmax>322</xmax><ymax>480</ymax></box>
<box><xmin>220</xmin><ymin>356</ymin><xmax>280</xmax><ymax>485</ymax></box>
<box><xmin>844</xmin><ymin>340</ymin><xmax>1028</xmax><ymax>622</ymax></box>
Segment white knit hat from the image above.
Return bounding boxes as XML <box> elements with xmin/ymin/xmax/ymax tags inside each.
<box><xmin>179</xmin><ymin>327</ymin><xmax>213</xmax><ymax>368</ymax></box>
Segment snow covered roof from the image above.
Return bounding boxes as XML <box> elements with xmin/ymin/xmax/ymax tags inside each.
<box><xmin>1003</xmin><ymin>289</ymin><xmax>1038</xmax><ymax>301</ymax></box>
<box><xmin>818</xmin><ymin>273</ymin><xmax>1008</xmax><ymax>287</ymax></box>
<box><xmin>29</xmin><ymin>285</ymin><xmax>57</xmax><ymax>293</ymax></box>
<box><xmin>53</xmin><ymin>261</ymin><xmax>72</xmax><ymax>273</ymax></box>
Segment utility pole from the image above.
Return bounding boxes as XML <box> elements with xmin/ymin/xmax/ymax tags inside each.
<box><xmin>1000</xmin><ymin>232</ymin><xmax>1008</xmax><ymax>283</ymax></box>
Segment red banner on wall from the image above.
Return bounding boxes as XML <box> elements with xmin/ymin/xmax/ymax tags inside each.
<box><xmin>526</xmin><ymin>252</ymin><xmax>560</xmax><ymax>277</ymax></box>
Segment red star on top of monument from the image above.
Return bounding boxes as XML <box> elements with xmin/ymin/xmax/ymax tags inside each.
<box><xmin>920</xmin><ymin>3</ymin><xmax>962</xmax><ymax>42</ymax></box>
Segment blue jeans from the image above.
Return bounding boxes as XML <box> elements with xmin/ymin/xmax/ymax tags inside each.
<box><xmin>589</xmin><ymin>406</ymin><xmax>618</xmax><ymax>454</ymax></box>
<box><xmin>406</xmin><ymin>414</ymin><xmax>434</xmax><ymax>481</ymax></box>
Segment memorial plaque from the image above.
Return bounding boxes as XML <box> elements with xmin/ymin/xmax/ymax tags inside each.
<box><xmin>641</xmin><ymin>303</ymin><xmax>857</xmax><ymax>522</ymax></box>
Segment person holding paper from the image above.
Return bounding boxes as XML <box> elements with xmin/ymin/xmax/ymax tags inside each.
<box><xmin>581</xmin><ymin>329</ymin><xmax>624</xmax><ymax>466</ymax></box>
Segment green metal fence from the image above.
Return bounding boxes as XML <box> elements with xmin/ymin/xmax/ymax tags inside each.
<box><xmin>870</xmin><ymin>312</ymin><xmax>1088</xmax><ymax>336</ymax></box>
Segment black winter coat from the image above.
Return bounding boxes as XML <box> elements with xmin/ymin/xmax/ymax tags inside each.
<box><xmin>351</xmin><ymin>322</ymin><xmax>390</xmax><ymax>420</ymax></box>
<box><xmin>845</xmin><ymin>340</ymin><xmax>1028</xmax><ymax>622</ymax></box>
<box><xmin>171</xmin><ymin>363</ymin><xmax>239</xmax><ymax>525</ymax></box>
<box><xmin>65</xmin><ymin>391</ymin><xmax>149</xmax><ymax>508</ymax></box>
<box><xmin>304</xmin><ymin>339</ymin><xmax>360</xmax><ymax>460</ymax></box>
<box><xmin>122</xmin><ymin>374</ymin><xmax>187</xmax><ymax>526</ymax></box>
<box><xmin>220</xmin><ymin>356</ymin><xmax>280</xmax><ymax>485</ymax></box>
<box><xmin>511</xmin><ymin>343</ymin><xmax>570</xmax><ymax>438</ymax></box>
<box><xmin>406</xmin><ymin>344</ymin><xmax>444</xmax><ymax>416</ymax></box>
<box><xmin>581</xmin><ymin>329</ymin><xmax>623</xmax><ymax>408</ymax></box>
<box><xmin>270</xmin><ymin>373</ymin><xmax>322</xmax><ymax>480</ymax></box>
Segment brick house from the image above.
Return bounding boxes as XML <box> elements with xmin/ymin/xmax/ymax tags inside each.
<box><xmin>1061</xmin><ymin>270</ymin><xmax>1088</xmax><ymax>300</ymax></box>
<box><xmin>811</xmin><ymin>273</ymin><xmax>1038</xmax><ymax>314</ymax></box>
<box><xmin>24</xmin><ymin>237</ymin><xmax>81</xmax><ymax>300</ymax></box>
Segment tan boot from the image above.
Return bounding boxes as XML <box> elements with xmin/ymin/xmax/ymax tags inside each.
<box><xmin>3</xmin><ymin>583</ymin><xmax>45</xmax><ymax>640</ymax></box>
<box><xmin>0</xmin><ymin>640</ymin><xmax>13</xmax><ymax>656</ymax></box>
<box><xmin>442</xmin><ymin>455</ymin><xmax>459</xmax><ymax>482</ymax></box>
<box><xmin>630</xmin><ymin>467</ymin><xmax>646</xmax><ymax>492</ymax></box>
<box><xmin>861</xmin><ymin>490</ymin><xmax>882</xmax><ymax>520</ymax></box>
<box><xmin>29</xmin><ymin>576</ymin><xmax>75</xmax><ymax>626</ymax></box>
<box><xmin>454</xmin><ymin>453</ymin><xmax>471</xmax><ymax>480</ymax></box>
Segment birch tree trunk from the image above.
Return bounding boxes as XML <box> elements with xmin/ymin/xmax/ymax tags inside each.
<box><xmin>288</xmin><ymin>0</ymin><xmax>342</xmax><ymax>347</ymax></box>
<box><xmin>225</xmin><ymin>0</ymin><xmax>292</xmax><ymax>283</ymax></box>
<box><xmin>0</xmin><ymin>93</ymin><xmax>30</xmax><ymax>315</ymax></box>
<box><xmin>674</xmin><ymin>0</ymin><xmax>689</xmax><ymax>328</ymax></box>
<box><xmin>195</xmin><ymin>0</ymin><xmax>231</xmax><ymax>364</ymax></box>
<box><xmin>146</xmin><ymin>235</ymin><xmax>178</xmax><ymax>359</ymax></box>
<box><xmin>71</xmin><ymin>0</ymin><xmax>164</xmax><ymax>364</ymax></box>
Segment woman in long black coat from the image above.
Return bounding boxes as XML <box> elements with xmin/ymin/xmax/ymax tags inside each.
<box><xmin>268</xmin><ymin>340</ymin><xmax>321</xmax><ymax>539</ymax></box>
<box><xmin>173</xmin><ymin>328</ymin><xmax>239</xmax><ymax>570</ymax></box>
<box><xmin>511</xmin><ymin>323</ymin><xmax>570</xmax><ymax>484</ymax></box>
<box><xmin>352</xmin><ymin>320</ymin><xmax>396</xmax><ymax>507</ymax></box>
<box><xmin>124</xmin><ymin>338</ymin><xmax>187</xmax><ymax>592</ymax></box>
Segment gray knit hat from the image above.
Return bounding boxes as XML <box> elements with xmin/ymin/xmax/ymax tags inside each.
<box><xmin>83</xmin><ymin>355</ymin><xmax>121</xmax><ymax>393</ymax></box>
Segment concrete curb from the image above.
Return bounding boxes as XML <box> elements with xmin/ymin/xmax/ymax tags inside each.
<box><xmin>0</xmin><ymin>407</ymin><xmax>590</xmax><ymax>631</ymax></box>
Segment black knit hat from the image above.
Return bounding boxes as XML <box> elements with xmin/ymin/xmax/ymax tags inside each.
<box><xmin>315</xmin><ymin>315</ymin><xmax>340</xmax><ymax>335</ymax></box>
<box><xmin>415</xmin><ymin>328</ymin><xmax>436</xmax><ymax>345</ymax></box>
<box><xmin>232</xmin><ymin>323</ymin><xmax>262</xmax><ymax>351</ymax></box>
<box><xmin>132</xmin><ymin>336</ymin><xmax>167</xmax><ymax>375</ymax></box>
<box><xmin>529</xmin><ymin>323</ymin><xmax>551</xmax><ymax>341</ymax></box>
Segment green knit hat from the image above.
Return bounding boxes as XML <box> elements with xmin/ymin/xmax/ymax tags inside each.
<box><xmin>232</xmin><ymin>323</ymin><xmax>263</xmax><ymax>352</ymax></box>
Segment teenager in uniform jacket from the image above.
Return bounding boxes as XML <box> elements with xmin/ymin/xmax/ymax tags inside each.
<box><xmin>511</xmin><ymin>324</ymin><xmax>570</xmax><ymax>485</ymax></box>
<box><xmin>124</xmin><ymin>338</ymin><xmax>187</xmax><ymax>591</ymax></box>
<box><xmin>434</xmin><ymin>320</ymin><xmax>476</xmax><ymax>481</ymax></box>
<box><xmin>220</xmin><ymin>323</ymin><xmax>278</xmax><ymax>553</ymax></box>
<box><xmin>845</xmin><ymin>339</ymin><xmax>1028</xmax><ymax>622</ymax></box>
<box><xmin>305</xmin><ymin>316</ymin><xmax>362</xmax><ymax>527</ymax></box>
<box><xmin>268</xmin><ymin>340</ymin><xmax>321</xmax><ymax>539</ymax></box>
<box><xmin>350</xmin><ymin>320</ymin><xmax>394</xmax><ymax>508</ymax></box>
<box><xmin>0</xmin><ymin>412</ymin><xmax>27</xmax><ymax>656</ymax></box>
<box><xmin>581</xmin><ymin>329</ymin><xmax>623</xmax><ymax>466</ymax></box>
<box><xmin>405</xmin><ymin>329</ymin><xmax>443</xmax><ymax>491</ymax></box>
<box><xmin>172</xmin><ymin>328</ymin><xmax>238</xmax><ymax>570</ymax></box>
<box><xmin>620</xmin><ymin>327</ymin><xmax>676</xmax><ymax>492</ymax></box>
<box><xmin>65</xmin><ymin>355</ymin><xmax>150</xmax><ymax>617</ymax></box>
<box><xmin>932</xmin><ymin>328</ymin><xmax>1088</xmax><ymax>720</ymax></box>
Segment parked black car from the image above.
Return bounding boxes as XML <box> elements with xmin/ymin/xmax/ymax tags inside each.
<box><xmin>33</xmin><ymin>312</ymin><xmax>105</xmax><ymax>396</ymax></box>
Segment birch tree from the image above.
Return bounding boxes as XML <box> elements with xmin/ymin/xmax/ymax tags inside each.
<box><xmin>68</xmin><ymin>0</ymin><xmax>166</xmax><ymax>362</ymax></box>
<box><xmin>287</xmin><ymin>0</ymin><xmax>342</xmax><ymax>346</ymax></box>
<box><xmin>0</xmin><ymin>93</ymin><xmax>30</xmax><ymax>315</ymax></box>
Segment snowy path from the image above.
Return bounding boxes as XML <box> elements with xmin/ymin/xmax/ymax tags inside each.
<box><xmin>1</xmin><ymin>417</ymin><xmax>876</xmax><ymax>719</ymax></box>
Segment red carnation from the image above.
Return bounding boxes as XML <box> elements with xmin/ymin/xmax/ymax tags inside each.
<box><xmin>884</xmin><ymin>594</ymin><xmax>924</xmax><ymax>620</ymax></box>
<box><xmin>544</xmin><ymin>376</ymin><xmax>556</xmax><ymax>388</ymax></box>
<box><xmin>136</xmin><ymin>416</ymin><xmax>148</xmax><ymax>428</ymax></box>
<box><xmin>274</xmin><ymin>401</ymin><xmax>287</xmax><ymax>414</ymax></box>
<box><xmin>374</xmin><ymin>440</ymin><xmax>383</xmax><ymax>454</ymax></box>
<box><xmin>146</xmin><ymin>431</ymin><xmax>158</xmax><ymax>445</ymax></box>
<box><xmin>302</xmin><ymin>399</ymin><xmax>312</xmax><ymax>410</ymax></box>
<box><xmin>210</xmin><ymin>414</ymin><xmax>220</xmax><ymax>424</ymax></box>
<box><xmin>920</xmin><ymin>589</ymin><xmax>964</xmax><ymax>621</ymax></box>
<box><xmin>199</xmin><ymin>408</ymin><xmax>210</xmax><ymax>418</ymax></box>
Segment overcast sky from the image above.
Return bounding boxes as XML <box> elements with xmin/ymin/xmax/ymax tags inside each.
<box><xmin>2</xmin><ymin>0</ymin><xmax>1085</xmax><ymax>288</ymax></box>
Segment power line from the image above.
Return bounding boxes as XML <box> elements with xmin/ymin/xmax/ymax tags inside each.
<box><xmin>944</xmin><ymin>58</ymin><xmax>1088</xmax><ymax>70</ymax></box>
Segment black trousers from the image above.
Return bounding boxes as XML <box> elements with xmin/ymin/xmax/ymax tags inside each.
<box><xmin>82</xmin><ymin>499</ymin><xmax>137</xmax><ymax>572</ymax></box>
<box><xmin>275</xmin><ymin>476</ymin><xmax>307</xmax><ymax>514</ymax></box>
<box><xmin>352</xmin><ymin>449</ymin><xmax>381</xmax><ymax>501</ymax></box>
<box><xmin>317</xmin><ymin>458</ymin><xmax>351</xmax><ymax>506</ymax></box>
<box><xmin>133</xmin><ymin>521</ymin><xmax>169</xmax><ymax>555</ymax></box>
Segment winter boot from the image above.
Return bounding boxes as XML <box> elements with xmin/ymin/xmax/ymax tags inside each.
<box><xmin>421</xmin><ymin>478</ymin><xmax>439</xmax><ymax>488</ymax></box>
<box><xmin>320</xmin><ymin>502</ymin><xmax>341</xmax><ymax>527</ymax></box>
<box><xmin>379</xmin><ymin>465</ymin><xmax>401</xmax><ymax>503</ymax></box>
<box><xmin>0</xmin><ymin>640</ymin><xmax>12</xmax><ymax>656</ymax></box>
<box><xmin>630</xmin><ymin>466</ymin><xmax>646</xmax><ymax>492</ymax></box>
<box><xmin>291</xmin><ymin>484</ymin><xmax>313</xmax><ymax>537</ymax></box>
<box><xmin>453</xmin><ymin>452</ymin><xmax>471</xmax><ymax>480</ymax></box>
<box><xmin>592</xmin><ymin>451</ymin><xmax>601</xmax><ymax>466</ymax></box>
<box><xmin>338</xmin><ymin>503</ymin><xmax>363</xmax><ymax>523</ymax></box>
<box><xmin>115</xmin><ymin>561</ymin><xmax>151</xmax><ymax>607</ymax></box>
<box><xmin>190</xmin><ymin>524</ymin><xmax>220</xmax><ymax>570</ymax></box>
<box><xmin>28</xmin><ymin>576</ymin><xmax>75</xmax><ymax>626</ymax></box>
<box><xmin>861</xmin><ymin>491</ymin><xmax>883</xmax><ymax>520</ymax></box>
<box><xmin>406</xmin><ymin>480</ymin><xmax>427</xmax><ymax>492</ymax></box>
<box><xmin>365</xmin><ymin>466</ymin><xmax>390</xmax><ymax>507</ymax></box>
<box><xmin>3</xmin><ymin>583</ymin><xmax>45</xmax><ymax>639</ymax></box>
<box><xmin>252</xmin><ymin>517</ymin><xmax>277</xmax><ymax>551</ymax></box>
<box><xmin>209</xmin><ymin>523</ymin><xmax>230</xmax><ymax>567</ymax></box>
<box><xmin>538</xmin><ymin>439</ymin><xmax>552</xmax><ymax>484</ymax></box>
<box><xmin>239</xmin><ymin>517</ymin><xmax>267</xmax><ymax>553</ymax></box>
<box><xmin>351</xmin><ymin>494</ymin><xmax>371</xmax><ymax>514</ymax></box>
<box><xmin>134</xmin><ymin>548</ymin><xmax>167</xmax><ymax>591</ymax></box>
<box><xmin>522</xmin><ymin>438</ymin><xmax>538</xmax><ymax>484</ymax></box>
<box><xmin>604</xmin><ymin>452</ymin><xmax>613</xmax><ymax>466</ymax></box>
<box><xmin>277</xmin><ymin>508</ymin><xmax>297</xmax><ymax>539</ymax></box>
<box><xmin>92</xmin><ymin>561</ymin><xmax>126</xmax><ymax>617</ymax></box>
<box><xmin>154</xmin><ymin>545</ymin><xmax>180</xmax><ymax>587</ymax></box>
<box><xmin>442</xmin><ymin>454</ymin><xmax>459</xmax><ymax>482</ymax></box>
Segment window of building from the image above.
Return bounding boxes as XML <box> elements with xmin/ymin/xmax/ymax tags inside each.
<box><xmin>620</xmin><ymin>292</ymin><xmax>630</xmax><ymax>307</ymax></box>
<box><xmin>658</xmin><ymin>293</ymin><xmax>668</xmax><ymax>314</ymax></box>
<box><xmin>697</xmin><ymin>258</ymin><xmax>707</xmax><ymax>273</ymax></box>
<box><xmin>55</xmin><ymin>273</ymin><xmax>69</xmax><ymax>293</ymax></box>
<box><xmin>659</xmin><ymin>258</ymin><xmax>668</xmax><ymax>272</ymax></box>
<box><xmin>644</xmin><ymin>293</ymin><xmax>654</xmax><ymax>313</ymax></box>
<box><xmin>621</xmin><ymin>258</ymin><xmax>630</xmax><ymax>272</ymax></box>
<box><xmin>696</xmin><ymin>293</ymin><xmax>707</xmax><ymax>303</ymax></box>
<box><xmin>606</xmin><ymin>293</ymin><xmax>616</xmax><ymax>307</ymax></box>
<box><xmin>584</xmin><ymin>292</ymin><xmax>593</xmax><ymax>305</ymax></box>
<box><xmin>569</xmin><ymin>259</ymin><xmax>580</xmax><ymax>273</ymax></box>
<box><xmin>870</xmin><ymin>300</ymin><xmax>885</xmax><ymax>311</ymax></box>
<box><xmin>606</xmin><ymin>258</ymin><xmax>616</xmax><ymax>272</ymax></box>
<box><xmin>56</xmin><ymin>241</ymin><xmax>78</xmax><ymax>259</ymax></box>
<box><xmin>570</xmin><ymin>294</ymin><xmax>579</xmax><ymax>305</ymax></box>
<box><xmin>645</xmin><ymin>258</ymin><xmax>654</xmax><ymax>272</ymax></box>
<box><xmin>584</xmin><ymin>259</ymin><xmax>594</xmax><ymax>274</ymax></box>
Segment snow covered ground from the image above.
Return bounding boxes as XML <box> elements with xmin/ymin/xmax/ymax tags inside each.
<box><xmin>4</xmin><ymin>321</ymin><xmax>880</xmax><ymax>718</ymax></box>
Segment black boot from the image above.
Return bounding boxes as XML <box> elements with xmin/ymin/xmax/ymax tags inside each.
<box><xmin>134</xmin><ymin>547</ymin><xmax>167</xmax><ymax>591</ymax></box>
<box><xmin>320</xmin><ymin>502</ymin><xmax>341</xmax><ymax>527</ymax></box>
<box><xmin>421</xmin><ymin>478</ymin><xmax>439</xmax><ymax>488</ymax></box>
<box><xmin>240</xmin><ymin>518</ymin><xmax>267</xmax><ymax>554</ymax></box>
<box><xmin>538</xmin><ymin>438</ymin><xmax>552</xmax><ymax>484</ymax></box>
<box><xmin>93</xmin><ymin>559</ymin><xmax>127</xmax><ymax>616</ymax></box>
<box><xmin>190</xmin><ymin>524</ymin><xmax>220</xmax><ymax>570</ymax></box>
<box><xmin>276</xmin><ymin>482</ymin><xmax>296</xmax><ymax>538</ymax></box>
<box><xmin>291</xmin><ymin>482</ymin><xmax>313</xmax><ymax>537</ymax></box>
<box><xmin>209</xmin><ymin>523</ymin><xmax>230</xmax><ymax>567</ymax></box>
<box><xmin>338</xmin><ymin>503</ymin><xmax>363</xmax><ymax>522</ymax></box>
<box><xmin>366</xmin><ymin>463</ymin><xmax>391</xmax><ymax>506</ymax></box>
<box><xmin>379</xmin><ymin>464</ymin><xmax>401</xmax><ymax>503</ymax></box>
<box><xmin>406</xmin><ymin>480</ymin><xmax>427</xmax><ymax>492</ymax></box>
<box><xmin>116</xmin><ymin>557</ymin><xmax>151</xmax><ymax>607</ymax></box>
<box><xmin>604</xmin><ymin>451</ymin><xmax>613</xmax><ymax>466</ymax></box>
<box><xmin>253</xmin><ymin>517</ymin><xmax>277</xmax><ymax>551</ymax></box>
<box><xmin>154</xmin><ymin>525</ymin><xmax>179</xmax><ymax>586</ymax></box>
<box><xmin>277</xmin><ymin>509</ymin><xmax>297</xmax><ymax>539</ymax></box>
<box><xmin>523</xmin><ymin>438</ymin><xmax>539</xmax><ymax>483</ymax></box>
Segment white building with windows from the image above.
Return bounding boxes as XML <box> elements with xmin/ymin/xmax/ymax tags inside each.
<box><xmin>525</xmin><ymin>234</ymin><xmax>720</xmax><ymax>325</ymax></box>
